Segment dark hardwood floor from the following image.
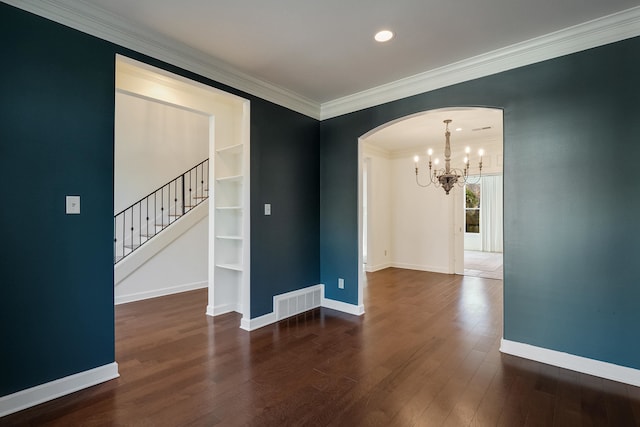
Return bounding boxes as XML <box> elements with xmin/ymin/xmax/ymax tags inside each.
<box><xmin>3</xmin><ymin>268</ymin><xmax>639</xmax><ymax>426</ymax></box>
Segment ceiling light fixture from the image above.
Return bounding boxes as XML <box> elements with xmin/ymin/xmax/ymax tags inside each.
<box><xmin>414</xmin><ymin>119</ymin><xmax>484</xmax><ymax>195</ymax></box>
<box><xmin>374</xmin><ymin>30</ymin><xmax>394</xmax><ymax>42</ymax></box>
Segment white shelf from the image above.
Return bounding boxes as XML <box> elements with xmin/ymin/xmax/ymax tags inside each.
<box><xmin>216</xmin><ymin>143</ymin><xmax>243</xmax><ymax>154</ymax></box>
<box><xmin>216</xmin><ymin>175</ymin><xmax>243</xmax><ymax>183</ymax></box>
<box><xmin>216</xmin><ymin>235</ymin><xmax>243</xmax><ymax>240</ymax></box>
<box><xmin>213</xmin><ymin>130</ymin><xmax>248</xmax><ymax>319</ymax></box>
<box><xmin>216</xmin><ymin>263</ymin><xmax>243</xmax><ymax>272</ymax></box>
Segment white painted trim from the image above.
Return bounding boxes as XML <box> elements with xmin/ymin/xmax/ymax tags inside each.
<box><xmin>320</xmin><ymin>6</ymin><xmax>640</xmax><ymax>119</ymax></box>
<box><xmin>115</xmin><ymin>280</ymin><xmax>207</xmax><ymax>305</ymax></box>
<box><xmin>320</xmin><ymin>282</ymin><xmax>365</xmax><ymax>315</ymax></box>
<box><xmin>238</xmin><ymin>284</ymin><xmax>365</xmax><ymax>331</ymax></box>
<box><xmin>239</xmin><ymin>100</ymin><xmax>252</xmax><ymax>323</ymax></box>
<box><xmin>205</xmin><ymin>303</ymin><xmax>240</xmax><ymax>317</ymax></box>
<box><xmin>391</xmin><ymin>262</ymin><xmax>450</xmax><ymax>275</ymax></box>
<box><xmin>500</xmin><ymin>339</ymin><xmax>640</xmax><ymax>387</ymax></box>
<box><xmin>5</xmin><ymin>1</ymin><xmax>640</xmax><ymax>121</ymax></box>
<box><xmin>321</xmin><ymin>297</ymin><xmax>366</xmax><ymax>316</ymax></box>
<box><xmin>240</xmin><ymin>312</ymin><xmax>277</xmax><ymax>332</ymax></box>
<box><xmin>4</xmin><ymin>0</ymin><xmax>318</xmax><ymax>119</ymax></box>
<box><xmin>365</xmin><ymin>262</ymin><xmax>392</xmax><ymax>273</ymax></box>
<box><xmin>0</xmin><ymin>362</ymin><xmax>119</xmax><ymax>417</ymax></box>
<box><xmin>362</xmin><ymin>143</ymin><xmax>391</xmax><ymax>160</ymax></box>
<box><xmin>114</xmin><ymin>200</ymin><xmax>208</xmax><ymax>284</ymax></box>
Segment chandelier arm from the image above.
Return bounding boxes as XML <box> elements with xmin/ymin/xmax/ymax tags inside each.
<box><xmin>415</xmin><ymin>167</ymin><xmax>433</xmax><ymax>187</ymax></box>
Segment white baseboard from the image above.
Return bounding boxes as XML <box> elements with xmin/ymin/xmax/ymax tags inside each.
<box><xmin>205</xmin><ymin>303</ymin><xmax>239</xmax><ymax>317</ymax></box>
<box><xmin>321</xmin><ymin>297</ymin><xmax>365</xmax><ymax>316</ymax></box>
<box><xmin>500</xmin><ymin>339</ymin><xmax>640</xmax><ymax>387</ymax></box>
<box><xmin>115</xmin><ymin>281</ymin><xmax>207</xmax><ymax>305</ymax></box>
<box><xmin>238</xmin><ymin>284</ymin><xmax>365</xmax><ymax>331</ymax></box>
<box><xmin>0</xmin><ymin>362</ymin><xmax>119</xmax><ymax>417</ymax></box>
<box><xmin>365</xmin><ymin>262</ymin><xmax>392</xmax><ymax>273</ymax></box>
<box><xmin>392</xmin><ymin>262</ymin><xmax>450</xmax><ymax>274</ymax></box>
<box><xmin>240</xmin><ymin>312</ymin><xmax>277</xmax><ymax>331</ymax></box>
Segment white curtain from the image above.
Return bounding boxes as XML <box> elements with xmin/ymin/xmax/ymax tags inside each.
<box><xmin>480</xmin><ymin>175</ymin><xmax>503</xmax><ymax>253</ymax></box>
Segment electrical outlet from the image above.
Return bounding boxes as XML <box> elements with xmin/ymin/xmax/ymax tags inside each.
<box><xmin>338</xmin><ymin>278</ymin><xmax>344</xmax><ymax>289</ymax></box>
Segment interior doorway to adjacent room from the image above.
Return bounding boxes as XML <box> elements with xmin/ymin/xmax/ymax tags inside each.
<box><xmin>358</xmin><ymin>107</ymin><xmax>504</xmax><ymax>289</ymax></box>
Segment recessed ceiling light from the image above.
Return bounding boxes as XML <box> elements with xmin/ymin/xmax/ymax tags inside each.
<box><xmin>456</xmin><ymin>127</ymin><xmax>463</xmax><ymax>132</ymax></box>
<box><xmin>374</xmin><ymin>30</ymin><xmax>394</xmax><ymax>43</ymax></box>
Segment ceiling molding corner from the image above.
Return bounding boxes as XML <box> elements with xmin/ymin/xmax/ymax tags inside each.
<box><xmin>320</xmin><ymin>6</ymin><xmax>640</xmax><ymax>120</ymax></box>
<box><xmin>362</xmin><ymin>143</ymin><xmax>392</xmax><ymax>160</ymax></box>
<box><xmin>2</xmin><ymin>0</ymin><xmax>321</xmax><ymax>120</ymax></box>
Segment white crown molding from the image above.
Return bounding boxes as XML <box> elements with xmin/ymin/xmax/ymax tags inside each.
<box><xmin>362</xmin><ymin>143</ymin><xmax>392</xmax><ymax>159</ymax></box>
<box><xmin>320</xmin><ymin>6</ymin><xmax>640</xmax><ymax>120</ymax></box>
<box><xmin>4</xmin><ymin>1</ymin><xmax>639</xmax><ymax>122</ymax></box>
<box><xmin>2</xmin><ymin>0</ymin><xmax>321</xmax><ymax>119</ymax></box>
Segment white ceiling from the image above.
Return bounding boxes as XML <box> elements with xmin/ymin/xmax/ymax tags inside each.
<box><xmin>364</xmin><ymin>107</ymin><xmax>503</xmax><ymax>155</ymax></box>
<box><xmin>34</xmin><ymin>0</ymin><xmax>632</xmax><ymax>153</ymax></box>
<box><xmin>73</xmin><ymin>0</ymin><xmax>639</xmax><ymax>104</ymax></box>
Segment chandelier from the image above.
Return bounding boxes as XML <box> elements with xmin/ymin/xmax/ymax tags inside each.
<box><xmin>414</xmin><ymin>119</ymin><xmax>484</xmax><ymax>195</ymax></box>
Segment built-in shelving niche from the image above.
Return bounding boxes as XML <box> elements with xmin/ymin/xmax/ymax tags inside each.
<box><xmin>211</xmin><ymin>115</ymin><xmax>250</xmax><ymax>318</ymax></box>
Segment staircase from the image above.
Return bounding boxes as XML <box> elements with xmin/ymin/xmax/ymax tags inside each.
<box><xmin>114</xmin><ymin>159</ymin><xmax>209</xmax><ymax>264</ymax></box>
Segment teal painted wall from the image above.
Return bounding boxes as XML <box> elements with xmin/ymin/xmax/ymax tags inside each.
<box><xmin>250</xmin><ymin>98</ymin><xmax>320</xmax><ymax>317</ymax></box>
<box><xmin>320</xmin><ymin>37</ymin><xmax>640</xmax><ymax>369</ymax></box>
<box><xmin>0</xmin><ymin>4</ymin><xmax>116</xmax><ymax>396</ymax></box>
<box><xmin>0</xmin><ymin>3</ymin><xmax>319</xmax><ymax>396</ymax></box>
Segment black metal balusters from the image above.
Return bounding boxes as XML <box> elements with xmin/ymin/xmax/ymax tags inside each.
<box><xmin>113</xmin><ymin>159</ymin><xmax>209</xmax><ymax>264</ymax></box>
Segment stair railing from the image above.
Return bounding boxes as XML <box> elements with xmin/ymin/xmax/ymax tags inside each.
<box><xmin>114</xmin><ymin>158</ymin><xmax>209</xmax><ymax>264</ymax></box>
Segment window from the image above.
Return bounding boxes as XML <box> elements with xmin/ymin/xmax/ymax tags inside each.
<box><xmin>465</xmin><ymin>183</ymin><xmax>480</xmax><ymax>233</ymax></box>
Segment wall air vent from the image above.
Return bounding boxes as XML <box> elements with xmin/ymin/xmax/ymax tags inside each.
<box><xmin>275</xmin><ymin>286</ymin><xmax>322</xmax><ymax>321</ymax></box>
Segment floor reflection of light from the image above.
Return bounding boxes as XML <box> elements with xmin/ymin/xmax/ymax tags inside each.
<box><xmin>457</xmin><ymin>276</ymin><xmax>492</xmax><ymax>328</ymax></box>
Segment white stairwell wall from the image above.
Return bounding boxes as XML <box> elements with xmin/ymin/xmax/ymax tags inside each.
<box><xmin>114</xmin><ymin>91</ymin><xmax>209</xmax><ymax>213</ymax></box>
<box><xmin>115</xmin><ymin>201</ymin><xmax>208</xmax><ymax>304</ymax></box>
<box><xmin>114</xmin><ymin>89</ymin><xmax>209</xmax><ymax>303</ymax></box>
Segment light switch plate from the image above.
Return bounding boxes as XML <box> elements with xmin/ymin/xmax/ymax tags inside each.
<box><xmin>66</xmin><ymin>195</ymin><xmax>81</xmax><ymax>214</ymax></box>
<box><xmin>264</xmin><ymin>203</ymin><xmax>271</xmax><ymax>216</ymax></box>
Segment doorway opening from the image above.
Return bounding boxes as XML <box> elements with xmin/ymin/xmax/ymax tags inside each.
<box><xmin>358</xmin><ymin>107</ymin><xmax>503</xmax><ymax>295</ymax></box>
<box><xmin>113</xmin><ymin>55</ymin><xmax>251</xmax><ymax>323</ymax></box>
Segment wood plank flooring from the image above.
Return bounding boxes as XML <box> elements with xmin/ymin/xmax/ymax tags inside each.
<box><xmin>3</xmin><ymin>268</ymin><xmax>639</xmax><ymax>426</ymax></box>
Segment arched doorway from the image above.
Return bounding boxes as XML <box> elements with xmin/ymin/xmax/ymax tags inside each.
<box><xmin>358</xmin><ymin>107</ymin><xmax>504</xmax><ymax>296</ymax></box>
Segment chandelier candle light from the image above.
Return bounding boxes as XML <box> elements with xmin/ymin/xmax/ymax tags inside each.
<box><xmin>414</xmin><ymin>119</ymin><xmax>484</xmax><ymax>195</ymax></box>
